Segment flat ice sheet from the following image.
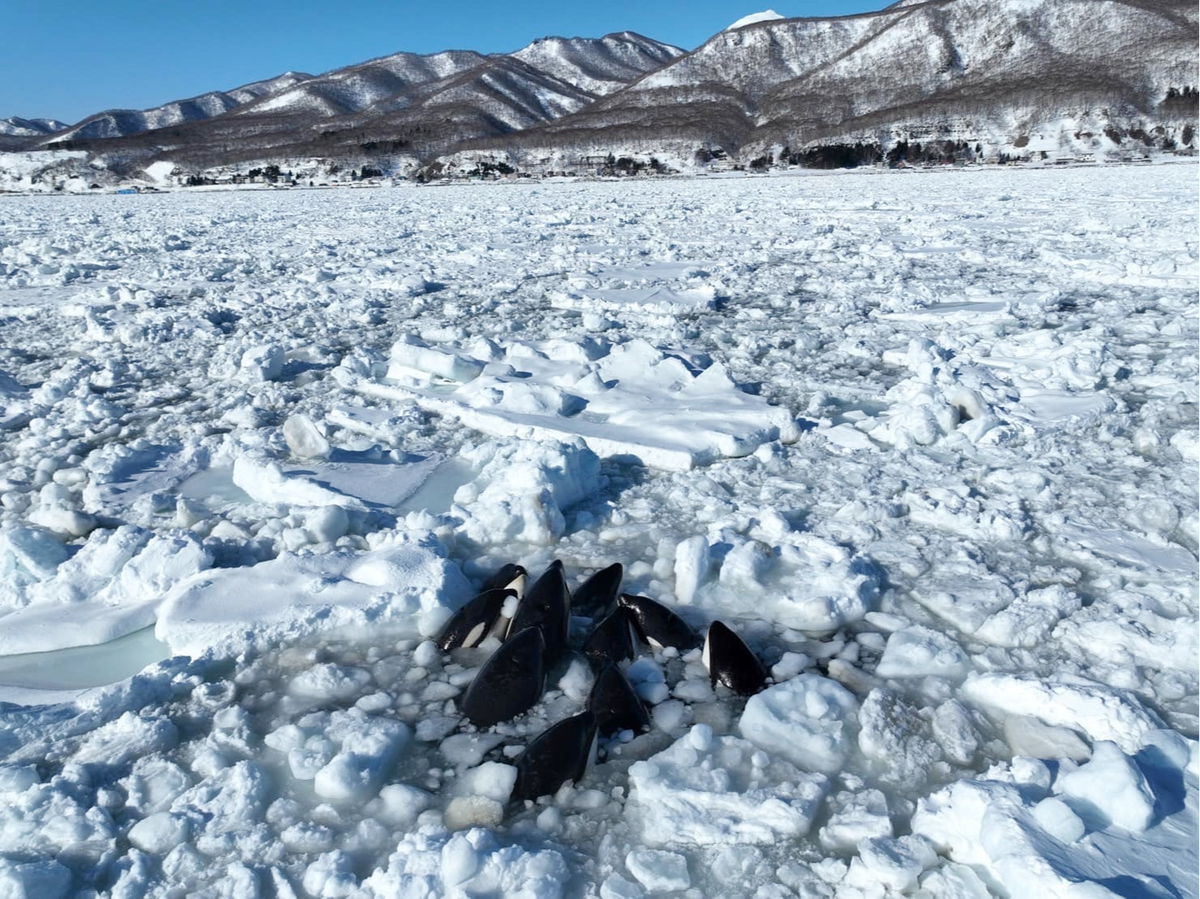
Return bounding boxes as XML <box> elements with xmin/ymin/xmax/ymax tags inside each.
<box><xmin>350</xmin><ymin>336</ymin><xmax>799</xmax><ymax>470</ymax></box>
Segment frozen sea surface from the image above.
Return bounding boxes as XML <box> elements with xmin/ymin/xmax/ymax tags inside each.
<box><xmin>0</xmin><ymin>165</ymin><xmax>1196</xmax><ymax>898</ymax></box>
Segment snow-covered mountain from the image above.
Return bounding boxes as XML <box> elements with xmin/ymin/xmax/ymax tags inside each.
<box><xmin>6</xmin><ymin>0</ymin><xmax>1195</xmax><ymax>178</ymax></box>
<box><xmin>725</xmin><ymin>10</ymin><xmax>786</xmax><ymax>31</ymax></box>
<box><xmin>511</xmin><ymin>0</ymin><xmax>1197</xmax><ymax>161</ymax></box>
<box><xmin>0</xmin><ymin>116</ymin><xmax>67</xmax><ymax>137</ymax></box>
<box><xmin>226</xmin><ymin>52</ymin><xmax>487</xmax><ymax>118</ymax></box>
<box><xmin>21</xmin><ymin>32</ymin><xmax>683</xmax><ymax>173</ymax></box>
<box><xmin>511</xmin><ymin>32</ymin><xmax>683</xmax><ymax>96</ymax></box>
<box><xmin>267</xmin><ymin>32</ymin><xmax>684</xmax><ymax>152</ymax></box>
<box><xmin>45</xmin><ymin>72</ymin><xmax>314</xmax><ymax>143</ymax></box>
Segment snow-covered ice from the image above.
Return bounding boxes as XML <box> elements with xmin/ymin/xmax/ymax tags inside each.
<box><xmin>0</xmin><ymin>164</ymin><xmax>1195</xmax><ymax>897</ymax></box>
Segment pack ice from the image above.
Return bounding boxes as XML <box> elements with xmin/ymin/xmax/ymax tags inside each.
<box><xmin>0</xmin><ymin>163</ymin><xmax>1196</xmax><ymax>898</ymax></box>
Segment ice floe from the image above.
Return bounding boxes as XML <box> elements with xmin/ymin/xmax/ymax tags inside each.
<box><xmin>0</xmin><ymin>164</ymin><xmax>1194</xmax><ymax>898</ymax></box>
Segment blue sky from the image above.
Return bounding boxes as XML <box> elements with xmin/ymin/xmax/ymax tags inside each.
<box><xmin>5</xmin><ymin>1</ymin><xmax>884</xmax><ymax>125</ymax></box>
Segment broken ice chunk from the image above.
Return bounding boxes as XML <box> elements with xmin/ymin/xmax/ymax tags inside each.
<box><xmin>283</xmin><ymin>413</ymin><xmax>332</xmax><ymax>460</ymax></box>
<box><xmin>388</xmin><ymin>335</ymin><xmax>485</xmax><ymax>383</ymax></box>
<box><xmin>240</xmin><ymin>343</ymin><xmax>285</xmax><ymax>381</ymax></box>
<box><xmin>875</xmin><ymin>625</ymin><xmax>969</xmax><ymax>681</ymax></box>
<box><xmin>626</xmin><ymin>848</ymin><xmax>690</xmax><ymax>892</ymax></box>
<box><xmin>628</xmin><ymin>725</ymin><xmax>828</xmax><ymax>845</ymax></box>
<box><xmin>818</xmin><ymin>789</ymin><xmax>893</xmax><ymax>851</ymax></box>
<box><xmin>1056</xmin><ymin>741</ymin><xmax>1156</xmax><ymax>833</ymax></box>
<box><xmin>738</xmin><ymin>673</ymin><xmax>858</xmax><ymax>773</ymax></box>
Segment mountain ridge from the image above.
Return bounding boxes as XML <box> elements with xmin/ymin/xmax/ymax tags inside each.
<box><xmin>2</xmin><ymin>0</ymin><xmax>1194</xmax><ymax>187</ymax></box>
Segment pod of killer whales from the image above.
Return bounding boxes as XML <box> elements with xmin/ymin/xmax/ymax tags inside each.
<box><xmin>436</xmin><ymin>560</ymin><xmax>771</xmax><ymax>806</ymax></box>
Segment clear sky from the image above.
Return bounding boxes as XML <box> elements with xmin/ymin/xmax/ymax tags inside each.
<box><xmin>4</xmin><ymin>0</ymin><xmax>885</xmax><ymax>125</ymax></box>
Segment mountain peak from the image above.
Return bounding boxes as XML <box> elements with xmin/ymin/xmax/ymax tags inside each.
<box><xmin>726</xmin><ymin>10</ymin><xmax>786</xmax><ymax>30</ymax></box>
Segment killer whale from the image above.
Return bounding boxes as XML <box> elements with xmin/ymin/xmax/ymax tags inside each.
<box><xmin>618</xmin><ymin>593</ymin><xmax>700</xmax><ymax>651</ymax></box>
<box><xmin>703</xmin><ymin>620</ymin><xmax>769</xmax><ymax>695</ymax></box>
<box><xmin>582</xmin><ymin>605</ymin><xmax>638</xmax><ymax>670</ymax></box>
<box><xmin>511</xmin><ymin>710</ymin><xmax>598</xmax><ymax>804</ymax></box>
<box><xmin>571</xmin><ymin>562</ymin><xmax>623</xmax><ymax>618</ymax></box>
<box><xmin>458</xmin><ymin>626</ymin><xmax>546</xmax><ymax>728</ymax></box>
<box><xmin>587</xmin><ymin>663</ymin><xmax>650</xmax><ymax>738</ymax></box>
<box><xmin>435</xmin><ymin>588</ymin><xmax>514</xmax><ymax>651</ymax></box>
<box><xmin>507</xmin><ymin>560</ymin><xmax>571</xmax><ymax>664</ymax></box>
<box><xmin>447</xmin><ymin>560</ymin><xmax>787</xmax><ymax>813</ymax></box>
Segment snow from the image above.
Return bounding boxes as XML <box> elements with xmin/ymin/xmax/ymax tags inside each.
<box><xmin>155</xmin><ymin>531</ymin><xmax>469</xmax><ymax>657</ymax></box>
<box><xmin>738</xmin><ymin>673</ymin><xmax>859</xmax><ymax>773</ymax></box>
<box><xmin>347</xmin><ymin>333</ymin><xmax>799</xmax><ymax>472</ymax></box>
<box><xmin>0</xmin><ymin>163</ymin><xmax>1195</xmax><ymax>897</ymax></box>
<box><xmin>628</xmin><ymin>723</ymin><xmax>830</xmax><ymax>844</ymax></box>
<box><xmin>626</xmin><ymin>847</ymin><xmax>690</xmax><ymax>890</ymax></box>
<box><xmin>726</xmin><ymin>9</ymin><xmax>787</xmax><ymax>30</ymax></box>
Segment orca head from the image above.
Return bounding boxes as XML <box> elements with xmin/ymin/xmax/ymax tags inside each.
<box><xmin>571</xmin><ymin>562</ymin><xmax>623</xmax><ymax>618</ymax></box>
<box><xmin>481</xmin><ymin>562</ymin><xmax>527</xmax><ymax>597</ymax></box>
<box><xmin>511</xmin><ymin>709</ymin><xmax>598</xmax><ymax>804</ymax></box>
<box><xmin>506</xmin><ymin>560</ymin><xmax>571</xmax><ymax>663</ymax></box>
<box><xmin>435</xmin><ymin>588</ymin><xmax>514</xmax><ymax>651</ymax></box>
<box><xmin>618</xmin><ymin>593</ymin><xmax>700</xmax><ymax>651</ymax></box>
<box><xmin>703</xmin><ymin>620</ymin><xmax>769</xmax><ymax>695</ymax></box>
<box><xmin>587</xmin><ymin>663</ymin><xmax>650</xmax><ymax>738</ymax></box>
<box><xmin>458</xmin><ymin>626</ymin><xmax>546</xmax><ymax>728</ymax></box>
<box><xmin>582</xmin><ymin>605</ymin><xmax>638</xmax><ymax>670</ymax></box>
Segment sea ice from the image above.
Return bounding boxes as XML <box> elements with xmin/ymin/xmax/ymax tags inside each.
<box><xmin>0</xmin><ymin>163</ymin><xmax>1194</xmax><ymax>899</ymax></box>
<box><xmin>626</xmin><ymin>848</ymin><xmax>690</xmax><ymax>891</ymax></box>
<box><xmin>875</xmin><ymin>624</ymin><xmax>969</xmax><ymax>680</ymax></box>
<box><xmin>738</xmin><ymin>673</ymin><xmax>859</xmax><ymax>773</ymax></box>
<box><xmin>156</xmin><ymin>531</ymin><xmax>469</xmax><ymax>657</ymax></box>
<box><xmin>628</xmin><ymin>724</ymin><xmax>829</xmax><ymax>845</ymax></box>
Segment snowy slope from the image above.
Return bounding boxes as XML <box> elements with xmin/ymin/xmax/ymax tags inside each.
<box><xmin>232</xmin><ymin>51</ymin><xmax>487</xmax><ymax>117</ymax></box>
<box><xmin>44</xmin><ymin>72</ymin><xmax>314</xmax><ymax>143</ymax></box>
<box><xmin>0</xmin><ymin>117</ymin><xmax>67</xmax><ymax>137</ymax></box>
<box><xmin>726</xmin><ymin>9</ymin><xmax>787</xmax><ymax>30</ymax></box>
<box><xmin>367</xmin><ymin>57</ymin><xmax>600</xmax><ymax>129</ymax></box>
<box><xmin>510</xmin><ymin>31</ymin><xmax>684</xmax><ymax>96</ymax></box>
<box><xmin>753</xmin><ymin>0</ymin><xmax>1199</xmax><ymax>141</ymax></box>
<box><xmin>520</xmin><ymin>0</ymin><xmax>1197</xmax><ymax>156</ymax></box>
<box><xmin>322</xmin><ymin>36</ymin><xmax>684</xmax><ymax>149</ymax></box>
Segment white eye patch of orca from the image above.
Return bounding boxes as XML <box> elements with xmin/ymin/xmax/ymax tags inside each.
<box><xmin>435</xmin><ymin>588</ymin><xmax>514</xmax><ymax>652</ymax></box>
<box><xmin>463</xmin><ymin>621</ymin><xmax>489</xmax><ymax>648</ymax></box>
<box><xmin>504</xmin><ymin>573</ymin><xmax>527</xmax><ymax>598</ymax></box>
<box><xmin>618</xmin><ymin>593</ymin><xmax>699</xmax><ymax>651</ymax></box>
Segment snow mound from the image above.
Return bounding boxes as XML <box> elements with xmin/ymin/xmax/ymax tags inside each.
<box><xmin>628</xmin><ymin>724</ymin><xmax>829</xmax><ymax>845</ymax></box>
<box><xmin>739</xmin><ymin>673</ymin><xmax>859</xmax><ymax>773</ymax></box>
<box><xmin>962</xmin><ymin>672</ymin><xmax>1166</xmax><ymax>754</ymax></box>
<box><xmin>156</xmin><ymin>531</ymin><xmax>470</xmax><ymax>657</ymax></box>
<box><xmin>691</xmin><ymin>532</ymin><xmax>880</xmax><ymax>632</ymax></box>
<box><xmin>912</xmin><ymin>731</ymin><xmax>1199</xmax><ymax>899</ymax></box>
<box><xmin>726</xmin><ymin>10</ymin><xmax>786</xmax><ymax>30</ymax></box>
<box><xmin>359</xmin><ymin>827</ymin><xmax>571</xmax><ymax>898</ymax></box>
<box><xmin>345</xmin><ymin>336</ymin><xmax>798</xmax><ymax>471</ymax></box>
<box><xmin>452</xmin><ymin>438</ymin><xmax>600</xmax><ymax>546</ymax></box>
<box><xmin>0</xmin><ymin>526</ymin><xmax>212</xmax><ymax>655</ymax></box>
